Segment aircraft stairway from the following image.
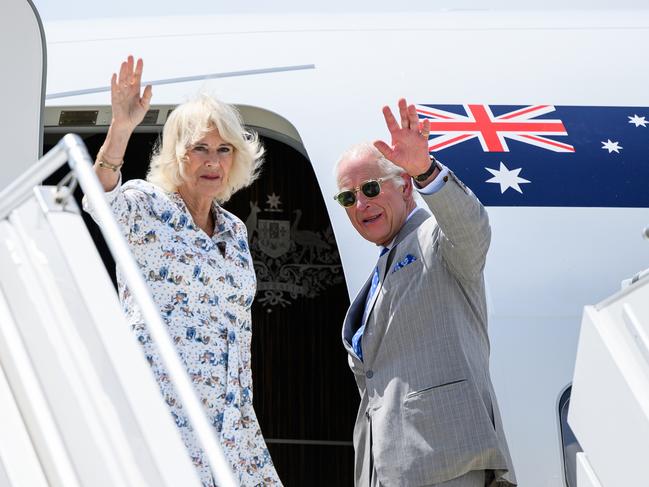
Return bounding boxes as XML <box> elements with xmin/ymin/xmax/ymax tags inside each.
<box><xmin>569</xmin><ymin>259</ymin><xmax>649</xmax><ymax>487</ymax></box>
<box><xmin>0</xmin><ymin>135</ymin><xmax>237</xmax><ymax>486</ymax></box>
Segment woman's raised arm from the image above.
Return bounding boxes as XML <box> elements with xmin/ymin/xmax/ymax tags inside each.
<box><xmin>94</xmin><ymin>55</ymin><xmax>152</xmax><ymax>191</ymax></box>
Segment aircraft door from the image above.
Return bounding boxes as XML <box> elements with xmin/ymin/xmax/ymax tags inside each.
<box><xmin>0</xmin><ymin>0</ymin><xmax>45</xmax><ymax>191</ymax></box>
<box><xmin>224</xmin><ymin>136</ymin><xmax>357</xmax><ymax>486</ymax></box>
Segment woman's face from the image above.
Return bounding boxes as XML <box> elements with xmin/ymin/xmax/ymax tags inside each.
<box><xmin>178</xmin><ymin>127</ymin><xmax>234</xmax><ymax>202</ymax></box>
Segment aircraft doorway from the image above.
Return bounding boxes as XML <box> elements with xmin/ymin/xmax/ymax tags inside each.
<box><xmin>225</xmin><ymin>136</ymin><xmax>357</xmax><ymax>485</ymax></box>
<box><xmin>43</xmin><ymin>125</ymin><xmax>357</xmax><ymax>486</ymax></box>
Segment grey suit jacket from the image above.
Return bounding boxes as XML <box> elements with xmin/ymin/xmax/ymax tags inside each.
<box><xmin>342</xmin><ymin>171</ymin><xmax>516</xmax><ymax>487</ymax></box>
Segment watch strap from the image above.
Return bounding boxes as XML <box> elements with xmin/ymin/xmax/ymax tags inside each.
<box><xmin>413</xmin><ymin>157</ymin><xmax>438</xmax><ymax>182</ymax></box>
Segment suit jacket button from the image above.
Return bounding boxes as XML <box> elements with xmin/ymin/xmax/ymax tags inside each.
<box><xmin>365</xmin><ymin>370</ymin><xmax>374</xmax><ymax>379</ymax></box>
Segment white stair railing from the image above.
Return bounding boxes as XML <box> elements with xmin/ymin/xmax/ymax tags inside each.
<box><xmin>569</xmin><ymin>258</ymin><xmax>649</xmax><ymax>487</ymax></box>
<box><xmin>0</xmin><ymin>133</ymin><xmax>237</xmax><ymax>487</ymax></box>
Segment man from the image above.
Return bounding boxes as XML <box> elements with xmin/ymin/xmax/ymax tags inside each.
<box><xmin>334</xmin><ymin>99</ymin><xmax>516</xmax><ymax>487</ymax></box>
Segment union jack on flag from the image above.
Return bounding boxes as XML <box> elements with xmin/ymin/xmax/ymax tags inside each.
<box><xmin>415</xmin><ymin>103</ymin><xmax>649</xmax><ymax>208</ymax></box>
<box><xmin>417</xmin><ymin>104</ymin><xmax>574</xmax><ymax>153</ymax></box>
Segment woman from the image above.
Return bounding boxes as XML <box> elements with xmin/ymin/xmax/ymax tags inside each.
<box><xmin>84</xmin><ymin>56</ymin><xmax>282</xmax><ymax>486</ymax></box>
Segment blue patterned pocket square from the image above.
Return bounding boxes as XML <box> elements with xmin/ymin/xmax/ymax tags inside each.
<box><xmin>392</xmin><ymin>254</ymin><xmax>417</xmax><ymax>273</ymax></box>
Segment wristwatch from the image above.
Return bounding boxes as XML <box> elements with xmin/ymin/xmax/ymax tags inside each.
<box><xmin>413</xmin><ymin>157</ymin><xmax>439</xmax><ymax>182</ymax></box>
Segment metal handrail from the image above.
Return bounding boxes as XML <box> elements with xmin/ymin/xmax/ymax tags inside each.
<box><xmin>0</xmin><ymin>134</ymin><xmax>238</xmax><ymax>487</ymax></box>
<box><xmin>0</xmin><ymin>143</ymin><xmax>67</xmax><ymax>219</ymax></box>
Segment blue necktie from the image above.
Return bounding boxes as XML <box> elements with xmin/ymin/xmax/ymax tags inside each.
<box><xmin>352</xmin><ymin>246</ymin><xmax>389</xmax><ymax>361</ymax></box>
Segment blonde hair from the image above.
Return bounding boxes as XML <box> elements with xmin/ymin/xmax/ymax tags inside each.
<box><xmin>146</xmin><ymin>94</ymin><xmax>264</xmax><ymax>203</ymax></box>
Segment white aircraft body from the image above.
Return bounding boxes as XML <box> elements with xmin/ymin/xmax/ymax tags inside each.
<box><xmin>2</xmin><ymin>1</ymin><xmax>649</xmax><ymax>486</ymax></box>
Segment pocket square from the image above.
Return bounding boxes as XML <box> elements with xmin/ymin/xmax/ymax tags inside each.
<box><xmin>392</xmin><ymin>254</ymin><xmax>417</xmax><ymax>273</ymax></box>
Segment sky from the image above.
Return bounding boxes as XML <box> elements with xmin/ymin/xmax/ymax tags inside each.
<box><xmin>31</xmin><ymin>0</ymin><xmax>649</xmax><ymax>21</ymax></box>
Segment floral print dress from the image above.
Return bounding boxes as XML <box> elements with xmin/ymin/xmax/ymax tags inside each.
<box><xmin>84</xmin><ymin>179</ymin><xmax>281</xmax><ymax>487</ymax></box>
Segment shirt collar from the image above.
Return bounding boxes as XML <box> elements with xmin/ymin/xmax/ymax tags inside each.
<box><xmin>211</xmin><ymin>203</ymin><xmax>236</xmax><ymax>238</ymax></box>
<box><xmin>169</xmin><ymin>192</ymin><xmax>235</xmax><ymax>238</ymax></box>
<box><xmin>380</xmin><ymin>207</ymin><xmax>419</xmax><ymax>251</ymax></box>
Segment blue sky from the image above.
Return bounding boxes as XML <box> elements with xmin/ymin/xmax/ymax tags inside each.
<box><xmin>32</xmin><ymin>0</ymin><xmax>649</xmax><ymax>21</ymax></box>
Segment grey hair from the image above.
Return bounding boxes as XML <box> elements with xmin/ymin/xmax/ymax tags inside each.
<box><xmin>146</xmin><ymin>94</ymin><xmax>264</xmax><ymax>203</ymax></box>
<box><xmin>334</xmin><ymin>142</ymin><xmax>406</xmax><ymax>188</ymax></box>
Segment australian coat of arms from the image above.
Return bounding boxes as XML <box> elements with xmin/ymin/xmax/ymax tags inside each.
<box><xmin>244</xmin><ymin>192</ymin><xmax>343</xmax><ymax>312</ymax></box>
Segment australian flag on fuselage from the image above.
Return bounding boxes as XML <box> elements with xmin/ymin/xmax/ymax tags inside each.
<box><xmin>416</xmin><ymin>104</ymin><xmax>649</xmax><ymax>207</ymax></box>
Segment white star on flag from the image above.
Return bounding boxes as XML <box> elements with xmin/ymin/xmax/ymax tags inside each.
<box><xmin>601</xmin><ymin>139</ymin><xmax>623</xmax><ymax>153</ymax></box>
<box><xmin>628</xmin><ymin>114</ymin><xmax>648</xmax><ymax>127</ymax></box>
<box><xmin>485</xmin><ymin>162</ymin><xmax>531</xmax><ymax>194</ymax></box>
<box><xmin>266</xmin><ymin>192</ymin><xmax>282</xmax><ymax>210</ymax></box>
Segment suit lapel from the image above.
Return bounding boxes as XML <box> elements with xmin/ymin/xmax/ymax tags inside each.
<box><xmin>361</xmin><ymin>209</ymin><xmax>431</xmax><ymax>361</ymax></box>
<box><xmin>365</xmin><ymin>208</ymin><xmax>429</xmax><ymax>319</ymax></box>
<box><xmin>342</xmin><ymin>209</ymin><xmax>431</xmax><ymax>360</ymax></box>
<box><xmin>342</xmin><ymin>273</ymin><xmax>373</xmax><ymax>349</ymax></box>
<box><xmin>366</xmin><ymin>251</ymin><xmax>390</xmax><ymax>323</ymax></box>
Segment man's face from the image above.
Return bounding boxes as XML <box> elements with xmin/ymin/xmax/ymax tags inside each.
<box><xmin>336</xmin><ymin>155</ymin><xmax>411</xmax><ymax>247</ymax></box>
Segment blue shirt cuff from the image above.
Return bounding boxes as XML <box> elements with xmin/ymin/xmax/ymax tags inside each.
<box><xmin>414</xmin><ymin>163</ymin><xmax>449</xmax><ymax>195</ymax></box>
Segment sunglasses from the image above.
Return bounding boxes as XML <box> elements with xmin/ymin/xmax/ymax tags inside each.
<box><xmin>333</xmin><ymin>178</ymin><xmax>389</xmax><ymax>207</ymax></box>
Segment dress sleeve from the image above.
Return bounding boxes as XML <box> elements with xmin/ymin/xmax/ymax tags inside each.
<box><xmin>82</xmin><ymin>176</ymin><xmax>151</xmax><ymax>242</ymax></box>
